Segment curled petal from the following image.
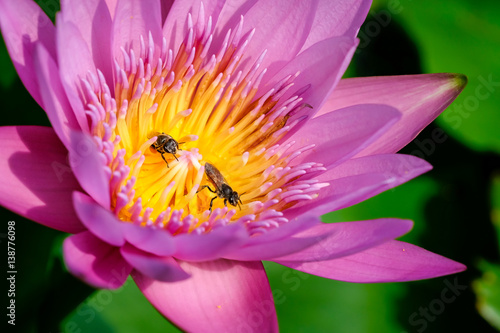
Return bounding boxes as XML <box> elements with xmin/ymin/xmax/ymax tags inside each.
<box><xmin>34</xmin><ymin>43</ymin><xmax>80</xmax><ymax>149</ymax></box>
<box><xmin>73</xmin><ymin>191</ymin><xmax>125</xmax><ymax>246</ymax></box>
<box><xmin>63</xmin><ymin>231</ymin><xmax>132</xmax><ymax>289</ymax></box>
<box><xmin>68</xmin><ymin>131</ymin><xmax>111</xmax><ymax>209</ymax></box>
<box><xmin>173</xmin><ymin>223</ymin><xmax>248</xmax><ymax>261</ymax></box>
<box><xmin>278</xmin><ymin>240</ymin><xmax>466</xmax><ymax>283</ymax></box>
<box><xmin>121</xmin><ymin>244</ymin><xmax>189</xmax><ymax>282</ymax></box>
<box><xmin>72</xmin><ymin>192</ymin><xmax>176</xmax><ymax>256</ymax></box>
<box><xmin>122</xmin><ymin>223</ymin><xmax>176</xmax><ymax>257</ymax></box>
<box><xmin>0</xmin><ymin>126</ymin><xmax>84</xmax><ymax>233</ymax></box>
<box><xmin>0</xmin><ymin>0</ymin><xmax>56</xmax><ymax>107</ymax></box>
<box><xmin>134</xmin><ymin>259</ymin><xmax>278</xmax><ymax>333</ymax></box>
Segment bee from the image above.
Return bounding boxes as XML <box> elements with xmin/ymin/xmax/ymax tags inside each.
<box><xmin>149</xmin><ymin>132</ymin><xmax>183</xmax><ymax>167</ymax></box>
<box><xmin>197</xmin><ymin>162</ymin><xmax>243</xmax><ymax>212</ymax></box>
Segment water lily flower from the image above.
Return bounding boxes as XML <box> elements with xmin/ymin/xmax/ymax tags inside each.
<box><xmin>0</xmin><ymin>0</ymin><xmax>467</xmax><ymax>331</ymax></box>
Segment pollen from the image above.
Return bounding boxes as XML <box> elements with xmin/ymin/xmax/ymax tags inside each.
<box><xmin>80</xmin><ymin>4</ymin><xmax>328</xmax><ymax>236</ymax></box>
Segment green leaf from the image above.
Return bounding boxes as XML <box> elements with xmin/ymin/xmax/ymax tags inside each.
<box><xmin>492</xmin><ymin>173</ymin><xmax>500</xmax><ymax>251</ymax></box>
<box><xmin>474</xmin><ymin>172</ymin><xmax>500</xmax><ymax>329</ymax></box>
<box><xmin>2</xmin><ymin>210</ymin><xmax>64</xmax><ymax>333</ymax></box>
<box><xmin>0</xmin><ymin>35</ymin><xmax>17</xmax><ymax>89</ymax></box>
<box><xmin>61</xmin><ymin>277</ymin><xmax>180</xmax><ymax>333</ymax></box>
<box><xmin>474</xmin><ymin>261</ymin><xmax>500</xmax><ymax>331</ymax></box>
<box><xmin>264</xmin><ymin>261</ymin><xmax>406</xmax><ymax>333</ymax></box>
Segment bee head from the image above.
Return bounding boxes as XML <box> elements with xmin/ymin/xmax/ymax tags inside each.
<box><xmin>228</xmin><ymin>191</ymin><xmax>240</xmax><ymax>207</ymax></box>
<box><xmin>164</xmin><ymin>139</ymin><xmax>178</xmax><ymax>154</ymax></box>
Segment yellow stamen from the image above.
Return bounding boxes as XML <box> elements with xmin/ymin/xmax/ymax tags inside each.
<box><xmin>81</xmin><ymin>12</ymin><xmax>328</xmax><ymax>235</ymax></box>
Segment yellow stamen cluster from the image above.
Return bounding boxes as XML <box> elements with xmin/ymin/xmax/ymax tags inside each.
<box><xmin>81</xmin><ymin>13</ymin><xmax>327</xmax><ymax>235</ymax></box>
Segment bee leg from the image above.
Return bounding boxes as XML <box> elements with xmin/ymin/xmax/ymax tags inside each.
<box><xmin>197</xmin><ymin>185</ymin><xmax>216</xmax><ymax>194</ymax></box>
<box><xmin>209</xmin><ymin>196</ymin><xmax>217</xmax><ymax>213</ymax></box>
<box><xmin>197</xmin><ymin>185</ymin><xmax>207</xmax><ymax>194</ymax></box>
<box><xmin>172</xmin><ymin>153</ymin><xmax>179</xmax><ymax>162</ymax></box>
<box><xmin>224</xmin><ymin>198</ymin><xmax>228</xmax><ymax>207</ymax></box>
<box><xmin>161</xmin><ymin>153</ymin><xmax>170</xmax><ymax>168</ymax></box>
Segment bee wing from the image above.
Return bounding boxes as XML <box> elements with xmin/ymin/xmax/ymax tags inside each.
<box><xmin>204</xmin><ymin>162</ymin><xmax>226</xmax><ymax>192</ymax></box>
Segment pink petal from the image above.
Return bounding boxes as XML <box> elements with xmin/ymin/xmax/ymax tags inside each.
<box><xmin>211</xmin><ymin>0</ymin><xmax>369</xmax><ymax>79</ymax></box>
<box><xmin>63</xmin><ymin>231</ymin><xmax>132</xmax><ymax>288</ymax></box>
<box><xmin>224</xmin><ymin>233</ymin><xmax>330</xmax><ymax>261</ymax></box>
<box><xmin>162</xmin><ymin>0</ymin><xmax>225</xmax><ymax>52</ymax></box>
<box><xmin>173</xmin><ymin>223</ymin><xmax>248</xmax><ymax>261</ymax></box>
<box><xmin>56</xmin><ymin>18</ymin><xmax>95</xmax><ymax>133</ymax></box>
<box><xmin>220</xmin><ymin>0</ymin><xmax>333</xmax><ymax>79</ymax></box>
<box><xmin>299</xmin><ymin>0</ymin><xmax>372</xmax><ymax>51</ymax></box>
<box><xmin>122</xmin><ymin>223</ymin><xmax>176</xmax><ymax>257</ymax></box>
<box><xmin>133</xmin><ymin>259</ymin><xmax>278</xmax><ymax>332</ymax></box>
<box><xmin>322</xmin><ymin>153</ymin><xmax>432</xmax><ymax>180</ymax></box>
<box><xmin>163</xmin><ymin>2</ymin><xmax>358</xmax><ymax>106</ymax></box>
<box><xmin>279</xmin><ymin>240</ymin><xmax>466</xmax><ymax>282</ymax></box>
<box><xmin>72</xmin><ymin>192</ymin><xmax>125</xmax><ymax>246</ymax></box>
<box><xmin>0</xmin><ymin>0</ymin><xmax>56</xmax><ymax>107</ymax></box>
<box><xmin>73</xmin><ymin>192</ymin><xmax>176</xmax><ymax>257</ymax></box>
<box><xmin>160</xmin><ymin>0</ymin><xmax>174</xmax><ymax>24</ymax></box>
<box><xmin>319</xmin><ymin>73</ymin><xmax>468</xmax><ymax>156</ymax></box>
<box><xmin>34</xmin><ymin>43</ymin><xmax>80</xmax><ymax>149</ymax></box>
<box><xmin>0</xmin><ymin>126</ymin><xmax>84</xmax><ymax>234</ymax></box>
<box><xmin>224</xmin><ymin>215</ymin><xmax>325</xmax><ymax>261</ymax></box>
<box><xmin>60</xmin><ymin>0</ymin><xmax>113</xmax><ymax>86</ymax></box>
<box><xmin>68</xmin><ymin>131</ymin><xmax>110</xmax><ymax>209</ymax></box>
<box><xmin>266</xmin><ymin>36</ymin><xmax>357</xmax><ymax>113</ymax></box>
<box><xmin>112</xmin><ymin>0</ymin><xmax>163</xmax><ymax>67</ymax></box>
<box><xmin>246</xmin><ymin>213</ymin><xmax>321</xmax><ymax>245</ymax></box>
<box><xmin>263</xmin><ymin>36</ymin><xmax>358</xmax><ymax>144</ymax></box>
<box><xmin>290</xmin><ymin>103</ymin><xmax>401</xmax><ymax>168</ymax></box>
<box><xmin>285</xmin><ymin>154</ymin><xmax>432</xmax><ymax>219</ymax></box>
<box><xmin>121</xmin><ymin>244</ymin><xmax>190</xmax><ymax>282</ymax></box>
<box><xmin>105</xmin><ymin>0</ymin><xmax>118</xmax><ymax>19</ymax></box>
<box><xmin>273</xmin><ymin>218</ymin><xmax>413</xmax><ymax>262</ymax></box>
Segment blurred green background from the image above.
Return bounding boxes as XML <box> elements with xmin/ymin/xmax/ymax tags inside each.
<box><xmin>1</xmin><ymin>0</ymin><xmax>500</xmax><ymax>332</ymax></box>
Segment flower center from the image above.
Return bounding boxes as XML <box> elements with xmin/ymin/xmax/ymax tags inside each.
<box><xmin>80</xmin><ymin>8</ymin><xmax>328</xmax><ymax>236</ymax></box>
